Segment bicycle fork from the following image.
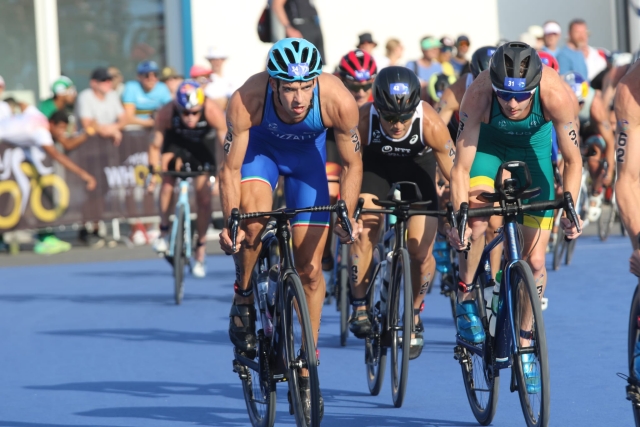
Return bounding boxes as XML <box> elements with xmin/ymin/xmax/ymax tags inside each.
<box><xmin>168</xmin><ymin>180</ymin><xmax>192</xmax><ymax>259</ymax></box>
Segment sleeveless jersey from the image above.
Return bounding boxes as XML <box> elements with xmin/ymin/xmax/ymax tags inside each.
<box><xmin>164</xmin><ymin>104</ymin><xmax>212</xmax><ymax>144</ymax></box>
<box><xmin>250</xmin><ymin>82</ymin><xmax>326</xmax><ymax>146</ymax></box>
<box><xmin>367</xmin><ymin>102</ymin><xmax>429</xmax><ymax>158</ymax></box>
<box><xmin>479</xmin><ymin>88</ymin><xmax>552</xmax><ymax>149</ymax></box>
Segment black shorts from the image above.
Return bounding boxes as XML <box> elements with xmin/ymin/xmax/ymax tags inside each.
<box><xmin>361</xmin><ymin>149</ymin><xmax>438</xmax><ymax>205</ymax></box>
<box><xmin>162</xmin><ymin>136</ymin><xmax>217</xmax><ymax>173</ymax></box>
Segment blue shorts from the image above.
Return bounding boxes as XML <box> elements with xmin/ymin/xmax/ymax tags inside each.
<box><xmin>241</xmin><ymin>138</ymin><xmax>330</xmax><ymax>227</ymax></box>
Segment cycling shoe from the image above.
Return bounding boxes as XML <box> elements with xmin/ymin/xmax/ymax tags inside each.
<box><xmin>409</xmin><ymin>317</ymin><xmax>424</xmax><ymax>360</ymax></box>
<box><xmin>348</xmin><ymin>306</ymin><xmax>371</xmax><ymax>339</ymax></box>
<box><xmin>520</xmin><ymin>352</ymin><xmax>541</xmax><ymax>394</ymax></box>
<box><xmin>456</xmin><ymin>300</ymin><xmax>485</xmax><ymax>343</ymax></box>
<box><xmin>229</xmin><ymin>303</ymin><xmax>257</xmax><ymax>359</ymax></box>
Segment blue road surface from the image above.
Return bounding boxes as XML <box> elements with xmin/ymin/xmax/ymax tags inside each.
<box><xmin>0</xmin><ymin>234</ymin><xmax>633</xmax><ymax>426</ymax></box>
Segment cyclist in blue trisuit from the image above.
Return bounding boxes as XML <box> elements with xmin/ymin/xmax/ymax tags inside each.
<box><xmin>148</xmin><ymin>81</ymin><xmax>227</xmax><ymax>278</ymax></box>
<box><xmin>448</xmin><ymin>42</ymin><xmax>583</xmax><ymax>392</ymax></box>
<box><xmin>218</xmin><ymin>38</ymin><xmax>362</xmax><ymax>421</ymax></box>
<box><xmin>348</xmin><ymin>66</ymin><xmax>455</xmax><ymax>360</ymax></box>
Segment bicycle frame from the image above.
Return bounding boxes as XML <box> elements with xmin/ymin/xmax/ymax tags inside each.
<box><xmin>168</xmin><ymin>179</ymin><xmax>192</xmax><ymax>258</ymax></box>
<box><xmin>456</xmin><ymin>216</ymin><xmax>529</xmax><ymax>371</ymax></box>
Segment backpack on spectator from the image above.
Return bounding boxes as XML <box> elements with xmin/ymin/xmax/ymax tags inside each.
<box><xmin>257</xmin><ymin>4</ymin><xmax>273</xmax><ymax>43</ymax></box>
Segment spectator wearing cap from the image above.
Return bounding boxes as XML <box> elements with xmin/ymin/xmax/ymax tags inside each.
<box><xmin>122</xmin><ymin>60</ymin><xmax>172</xmax><ymax>128</ymax></box>
<box><xmin>190</xmin><ymin>64</ymin><xmax>212</xmax><ymax>86</ymax></box>
<box><xmin>554</xmin><ymin>20</ymin><xmax>589</xmax><ymax>80</ymax></box>
<box><xmin>357</xmin><ymin>33</ymin><xmax>377</xmax><ymax>54</ymax></box>
<box><xmin>451</xmin><ymin>35</ymin><xmax>470</xmax><ymax>76</ymax></box>
<box><xmin>406</xmin><ymin>36</ymin><xmax>443</xmax><ymax>89</ymax></box>
<box><xmin>76</xmin><ymin>67</ymin><xmax>126</xmax><ymax>146</ymax></box>
<box><xmin>37</xmin><ymin>76</ymin><xmax>77</xmax><ymax>119</ymax></box>
<box><xmin>0</xmin><ymin>76</ymin><xmax>11</xmax><ymax>121</ymax></box>
<box><xmin>542</xmin><ymin>21</ymin><xmax>562</xmax><ymax>56</ymax></box>
<box><xmin>271</xmin><ymin>0</ymin><xmax>325</xmax><ymax>60</ymax></box>
<box><xmin>204</xmin><ymin>46</ymin><xmax>237</xmax><ymax>110</ymax></box>
<box><xmin>160</xmin><ymin>67</ymin><xmax>183</xmax><ymax>98</ymax></box>
<box><xmin>438</xmin><ymin>36</ymin><xmax>456</xmax><ymax>77</ymax></box>
<box><xmin>528</xmin><ymin>25</ymin><xmax>545</xmax><ymax>50</ymax></box>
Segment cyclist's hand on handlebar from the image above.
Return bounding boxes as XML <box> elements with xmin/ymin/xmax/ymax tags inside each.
<box><xmin>446</xmin><ymin>222</ymin><xmax>471</xmax><ymax>251</ymax></box>
<box><xmin>334</xmin><ymin>217</ymin><xmax>362</xmax><ymax>244</ymax></box>
<box><xmin>630</xmin><ymin>249</ymin><xmax>640</xmax><ymax>278</ymax></box>
<box><xmin>219</xmin><ymin>227</ymin><xmax>245</xmax><ymax>254</ymax></box>
<box><xmin>559</xmin><ymin>216</ymin><xmax>583</xmax><ymax>240</ymax></box>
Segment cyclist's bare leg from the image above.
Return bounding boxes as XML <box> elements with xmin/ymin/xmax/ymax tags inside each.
<box><xmin>158</xmin><ymin>153</ymin><xmax>177</xmax><ymax>235</ymax></box>
<box><xmin>292</xmin><ymin>224</ymin><xmax>330</xmax><ymax>348</ymax></box>
<box><xmin>232</xmin><ymin>181</ymin><xmax>272</xmax><ymax>311</ymax></box>
<box><xmin>407</xmin><ymin>214</ymin><xmax>437</xmax><ymax>325</ymax></box>
<box><xmin>349</xmin><ymin>193</ymin><xmax>382</xmax><ymax>321</ymax></box>
<box><xmin>519</xmin><ymin>225</ymin><xmax>551</xmax><ymax>345</ymax></box>
<box><xmin>457</xmin><ymin>184</ymin><xmax>494</xmax><ymax>301</ymax></box>
<box><xmin>194</xmin><ymin>175</ymin><xmax>212</xmax><ymax>262</ymax></box>
<box><xmin>486</xmin><ymin>213</ymin><xmax>503</xmax><ymax>279</ymax></box>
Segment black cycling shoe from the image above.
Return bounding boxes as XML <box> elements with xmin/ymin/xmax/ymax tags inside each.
<box><xmin>348</xmin><ymin>306</ymin><xmax>371</xmax><ymax>339</ymax></box>
<box><xmin>409</xmin><ymin>317</ymin><xmax>424</xmax><ymax>360</ymax></box>
<box><xmin>229</xmin><ymin>303</ymin><xmax>257</xmax><ymax>359</ymax></box>
<box><xmin>288</xmin><ymin>376</ymin><xmax>324</xmax><ymax>425</ymax></box>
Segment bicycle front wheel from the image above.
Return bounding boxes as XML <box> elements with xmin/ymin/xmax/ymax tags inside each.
<box><xmin>365</xmin><ymin>243</ymin><xmax>387</xmax><ymax>396</ymax></box>
<box><xmin>628</xmin><ymin>284</ymin><xmax>640</xmax><ymax>425</ymax></box>
<box><xmin>173</xmin><ymin>205</ymin><xmax>185</xmax><ymax>305</ymax></box>
<box><xmin>339</xmin><ymin>243</ymin><xmax>349</xmax><ymax>347</ymax></box>
<box><xmin>552</xmin><ymin>228</ymin><xmax>565</xmax><ymax>271</ymax></box>
<box><xmin>389</xmin><ymin>248</ymin><xmax>412</xmax><ymax>408</ymax></box>
<box><xmin>511</xmin><ymin>260</ymin><xmax>550</xmax><ymax>427</ymax></box>
<box><xmin>284</xmin><ymin>273</ymin><xmax>321</xmax><ymax>427</ymax></box>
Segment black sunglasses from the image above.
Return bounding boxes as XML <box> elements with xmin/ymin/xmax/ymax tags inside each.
<box><xmin>346</xmin><ymin>82</ymin><xmax>372</xmax><ymax>92</ymax></box>
<box><xmin>181</xmin><ymin>109</ymin><xmax>201</xmax><ymax>117</ymax></box>
<box><xmin>379</xmin><ymin>110</ymin><xmax>413</xmax><ymax>124</ymax></box>
<box><xmin>140</xmin><ymin>72</ymin><xmax>158</xmax><ymax>79</ymax></box>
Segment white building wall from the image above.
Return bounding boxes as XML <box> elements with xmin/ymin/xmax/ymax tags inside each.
<box><xmin>190</xmin><ymin>0</ymin><xmax>500</xmax><ymax>87</ymax></box>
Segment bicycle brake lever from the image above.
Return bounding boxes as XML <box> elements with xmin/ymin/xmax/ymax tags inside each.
<box><xmin>446</xmin><ymin>202</ymin><xmax>457</xmax><ymax>229</ymax></box>
<box><xmin>229</xmin><ymin>208</ymin><xmax>240</xmax><ymax>253</ymax></box>
<box><xmin>354</xmin><ymin>198</ymin><xmax>364</xmax><ymax>222</ymax></box>
<box><xmin>335</xmin><ymin>200</ymin><xmax>354</xmax><ymax>243</ymax></box>
<box><xmin>458</xmin><ymin>202</ymin><xmax>469</xmax><ymax>245</ymax></box>
<box><xmin>563</xmin><ymin>192</ymin><xmax>581</xmax><ymax>234</ymax></box>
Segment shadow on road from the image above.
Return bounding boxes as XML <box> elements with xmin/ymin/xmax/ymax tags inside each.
<box><xmin>27</xmin><ymin>381</ymin><xmax>225</xmax><ymax>398</ymax></box>
<box><xmin>0</xmin><ymin>293</ymin><xmax>228</xmax><ymax>305</ymax></box>
<box><xmin>41</xmin><ymin>328</ymin><xmax>231</xmax><ymax>345</ymax></box>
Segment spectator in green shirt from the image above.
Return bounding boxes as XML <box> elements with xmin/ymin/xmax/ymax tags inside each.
<box><xmin>38</xmin><ymin>76</ymin><xmax>77</xmax><ymax>118</ymax></box>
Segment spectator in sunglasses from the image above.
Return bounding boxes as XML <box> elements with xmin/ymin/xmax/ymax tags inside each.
<box><xmin>452</xmin><ymin>35</ymin><xmax>470</xmax><ymax>76</ymax></box>
<box><xmin>122</xmin><ymin>60</ymin><xmax>172</xmax><ymax>128</ymax></box>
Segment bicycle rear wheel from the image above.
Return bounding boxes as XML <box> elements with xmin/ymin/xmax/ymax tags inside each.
<box><xmin>365</xmin><ymin>243</ymin><xmax>387</xmax><ymax>396</ymax></box>
<box><xmin>565</xmin><ymin>236</ymin><xmax>577</xmax><ymax>266</ymax></box>
<box><xmin>389</xmin><ymin>248</ymin><xmax>412</xmax><ymax>408</ymax></box>
<box><xmin>240</xmin><ymin>331</ymin><xmax>277</xmax><ymax>427</ymax></box>
<box><xmin>284</xmin><ymin>273</ymin><xmax>321</xmax><ymax>427</ymax></box>
<box><xmin>552</xmin><ymin>228</ymin><xmax>565</xmax><ymax>271</ymax></box>
<box><xmin>457</xmin><ymin>284</ymin><xmax>499</xmax><ymax>425</ymax></box>
<box><xmin>627</xmin><ymin>284</ymin><xmax>640</xmax><ymax>425</ymax></box>
<box><xmin>338</xmin><ymin>243</ymin><xmax>349</xmax><ymax>347</ymax></box>
<box><xmin>598</xmin><ymin>202</ymin><xmax>616</xmax><ymax>241</ymax></box>
<box><xmin>511</xmin><ymin>260</ymin><xmax>550</xmax><ymax>427</ymax></box>
<box><xmin>173</xmin><ymin>205</ymin><xmax>185</xmax><ymax>305</ymax></box>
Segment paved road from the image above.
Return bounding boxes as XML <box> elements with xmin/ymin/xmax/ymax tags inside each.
<box><xmin>0</xmin><ymin>231</ymin><xmax>633</xmax><ymax>426</ymax></box>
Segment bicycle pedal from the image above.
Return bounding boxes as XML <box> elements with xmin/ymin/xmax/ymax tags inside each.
<box><xmin>232</xmin><ymin>359</ymin><xmax>249</xmax><ymax>380</ymax></box>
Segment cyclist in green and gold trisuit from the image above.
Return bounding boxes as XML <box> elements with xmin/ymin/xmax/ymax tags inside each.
<box><xmin>447</xmin><ymin>42</ymin><xmax>584</xmax><ymax>392</ymax></box>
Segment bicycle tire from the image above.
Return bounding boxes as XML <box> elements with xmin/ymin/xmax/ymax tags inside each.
<box><xmin>241</xmin><ymin>331</ymin><xmax>277</xmax><ymax>427</ymax></box>
<box><xmin>510</xmin><ymin>260</ymin><xmax>550</xmax><ymax>427</ymax></box>
<box><xmin>339</xmin><ymin>243</ymin><xmax>349</xmax><ymax>347</ymax></box>
<box><xmin>565</xmin><ymin>236</ymin><xmax>577</xmax><ymax>266</ymax></box>
<box><xmin>284</xmin><ymin>273</ymin><xmax>321</xmax><ymax>427</ymax></box>
<box><xmin>457</xmin><ymin>281</ymin><xmax>499</xmax><ymax>425</ymax></box>
<box><xmin>173</xmin><ymin>205</ymin><xmax>185</xmax><ymax>305</ymax></box>
<box><xmin>628</xmin><ymin>284</ymin><xmax>640</xmax><ymax>426</ymax></box>
<box><xmin>365</xmin><ymin>243</ymin><xmax>387</xmax><ymax>396</ymax></box>
<box><xmin>389</xmin><ymin>248</ymin><xmax>412</xmax><ymax>408</ymax></box>
<box><xmin>598</xmin><ymin>203</ymin><xmax>615</xmax><ymax>242</ymax></box>
<box><xmin>552</xmin><ymin>228</ymin><xmax>565</xmax><ymax>271</ymax></box>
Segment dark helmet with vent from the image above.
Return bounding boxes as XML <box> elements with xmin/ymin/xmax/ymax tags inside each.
<box><xmin>489</xmin><ymin>42</ymin><xmax>542</xmax><ymax>91</ymax></box>
<box><xmin>372</xmin><ymin>66</ymin><xmax>421</xmax><ymax>114</ymax></box>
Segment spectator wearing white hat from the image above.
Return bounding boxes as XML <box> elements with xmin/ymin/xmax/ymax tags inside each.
<box><xmin>204</xmin><ymin>46</ymin><xmax>237</xmax><ymax>110</ymax></box>
<box><xmin>542</xmin><ymin>21</ymin><xmax>562</xmax><ymax>56</ymax></box>
<box><xmin>0</xmin><ymin>76</ymin><xmax>11</xmax><ymax>121</ymax></box>
<box><xmin>527</xmin><ymin>25</ymin><xmax>545</xmax><ymax>50</ymax></box>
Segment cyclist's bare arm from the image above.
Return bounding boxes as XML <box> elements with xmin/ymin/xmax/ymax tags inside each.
<box><xmin>148</xmin><ymin>103</ymin><xmax>172</xmax><ymax>172</ymax></box>
<box><xmin>601</xmin><ymin>65</ymin><xmax>628</xmax><ymax>111</ymax></box>
<box><xmin>319</xmin><ymin>74</ymin><xmax>363</xmax><ymax>216</ymax></box>
<box><xmin>541</xmin><ymin>69</ymin><xmax>582</xmax><ymax>206</ymax></box>
<box><xmin>124</xmin><ymin>103</ymin><xmax>154</xmax><ymax>127</ymax></box>
<box><xmin>423</xmin><ymin>101</ymin><xmax>455</xmax><ymax>181</ymax></box>
<box><xmin>450</xmin><ymin>72</ymin><xmax>490</xmax><ymax>212</ymax></box>
<box><xmin>614</xmin><ymin>65</ymin><xmax>640</xmax><ymax>245</ymax></box>
<box><xmin>590</xmin><ymin>91</ymin><xmax>616</xmax><ymax>179</ymax></box>
<box><xmin>436</xmin><ymin>76</ymin><xmax>464</xmax><ymax>124</ymax></box>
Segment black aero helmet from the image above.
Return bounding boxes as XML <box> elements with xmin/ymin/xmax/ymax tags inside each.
<box><xmin>470</xmin><ymin>46</ymin><xmax>497</xmax><ymax>78</ymax></box>
<box><xmin>373</xmin><ymin>66</ymin><xmax>421</xmax><ymax>114</ymax></box>
<box><xmin>489</xmin><ymin>42</ymin><xmax>542</xmax><ymax>91</ymax></box>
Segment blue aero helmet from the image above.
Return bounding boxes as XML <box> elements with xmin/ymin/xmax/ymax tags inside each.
<box><xmin>175</xmin><ymin>80</ymin><xmax>205</xmax><ymax>110</ymax></box>
<box><xmin>267</xmin><ymin>38</ymin><xmax>323</xmax><ymax>82</ymax></box>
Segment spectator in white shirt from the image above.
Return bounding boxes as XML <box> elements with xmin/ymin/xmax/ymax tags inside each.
<box><xmin>204</xmin><ymin>46</ymin><xmax>236</xmax><ymax>110</ymax></box>
<box><xmin>0</xmin><ymin>75</ymin><xmax>12</xmax><ymax>121</ymax></box>
<box><xmin>569</xmin><ymin>19</ymin><xmax>607</xmax><ymax>81</ymax></box>
<box><xmin>75</xmin><ymin>67</ymin><xmax>126</xmax><ymax>146</ymax></box>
